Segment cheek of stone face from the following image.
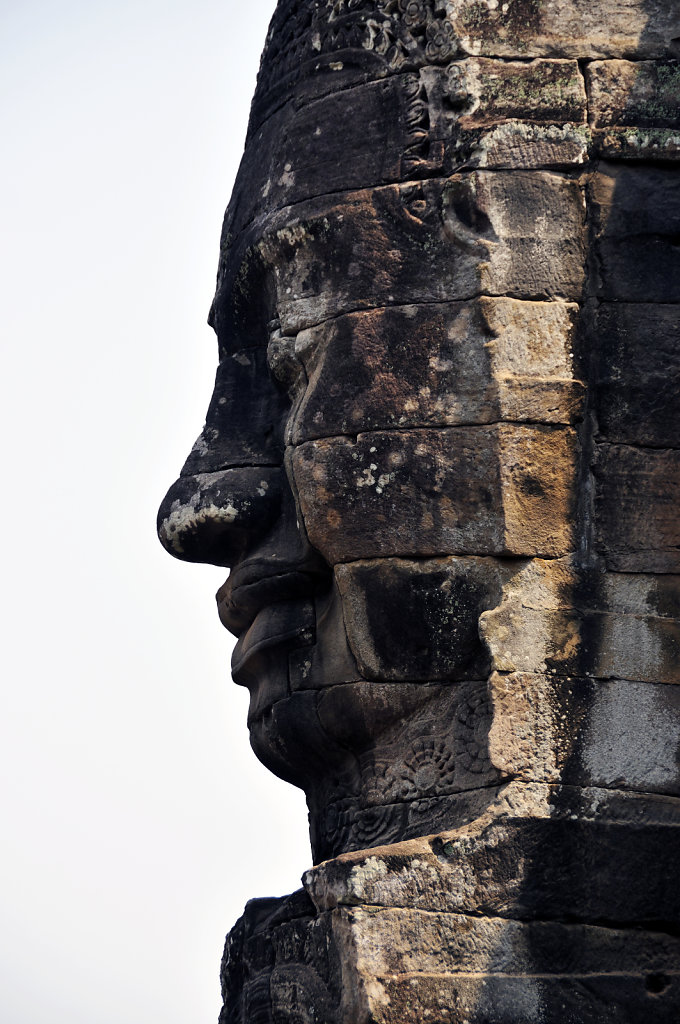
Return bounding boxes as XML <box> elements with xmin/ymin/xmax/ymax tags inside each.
<box><xmin>287</xmin><ymin>423</ymin><xmax>578</xmax><ymax>565</ymax></box>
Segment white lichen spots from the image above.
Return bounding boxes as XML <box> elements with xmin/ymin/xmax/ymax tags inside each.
<box><xmin>314</xmin><ymin>126</ymin><xmax>322</xmax><ymax>137</ymax></box>
<box><xmin>161</xmin><ymin>489</ymin><xmax>240</xmax><ymax>555</ymax></box>
<box><xmin>311</xmin><ymin>31</ymin><xmax>322</xmax><ymax>51</ymax></box>
<box><xmin>375</xmin><ymin>473</ymin><xmax>394</xmax><ymax>495</ymax></box>
<box><xmin>278</xmin><ymin>163</ymin><xmax>295</xmax><ymax>188</ymax></box>
<box><xmin>583</xmin><ymin>684</ymin><xmax>680</xmax><ymax>790</ymax></box>
<box><xmin>261</xmin><ymin>179</ymin><xmax>271</xmax><ymax>198</ymax></box>
<box><xmin>233</xmin><ymin>352</ymin><xmax>251</xmax><ymax>366</ymax></box>
<box><xmin>257</xmin><ymin>479</ymin><xmax>269</xmax><ymax>497</ymax></box>
<box><xmin>313</xmin><ymin>410</ymin><xmax>324</xmax><ymax>424</ymax></box>
<box><xmin>349</xmin><ymin>856</ymin><xmax>388</xmax><ymax>894</ymax></box>
<box><xmin>357</xmin><ymin>464</ymin><xmax>378</xmax><ymax>487</ymax></box>
<box><xmin>369</xmin><ymin>446</ymin><xmax>377</xmax><ymax>453</ymax></box>
<box><xmin>218</xmin><ymin>397</ymin><xmax>227</xmax><ymax>405</ymax></box>
<box><xmin>329</xmin><ymin>61</ymin><xmax>344</xmax><ymax>71</ymax></box>
<box><xmin>276</xmin><ymin>222</ymin><xmax>311</xmax><ymax>247</ymax></box>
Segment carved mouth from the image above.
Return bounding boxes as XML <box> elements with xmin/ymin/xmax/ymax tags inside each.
<box><xmin>231</xmin><ymin>599</ymin><xmax>316</xmax><ymax>677</ymax></box>
<box><xmin>217</xmin><ymin>563</ymin><xmax>325</xmax><ymax>634</ymax></box>
<box><xmin>216</xmin><ymin>560</ymin><xmax>329</xmax><ymax>678</ymax></box>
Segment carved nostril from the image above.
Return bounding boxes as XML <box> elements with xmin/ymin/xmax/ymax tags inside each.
<box><xmin>157</xmin><ymin>467</ymin><xmax>282</xmax><ymax>567</ymax></box>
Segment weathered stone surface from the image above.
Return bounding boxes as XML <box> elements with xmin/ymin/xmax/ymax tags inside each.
<box><xmin>369</xmin><ymin>973</ymin><xmax>680</xmax><ymax>1024</ymax></box>
<box><xmin>305</xmin><ymin>782</ymin><xmax>680</xmax><ymax>923</ymax></box>
<box><xmin>289</xmin><ymin>298</ymin><xmax>582</xmax><ymax>442</ymax></box>
<box><xmin>588</xmin><ymin>59</ymin><xmax>680</xmax><ymax>128</ymax></box>
<box><xmin>341</xmin><ymin>905</ymin><xmax>680</xmax><ymax>978</ymax></box>
<box><xmin>593</xmin><ymin>303</ymin><xmax>680</xmax><ymax>447</ymax></box>
<box><xmin>490</xmin><ymin>672</ymin><xmax>680</xmax><ymax>794</ymax></box>
<box><xmin>180</xmin><ymin>349</ymin><xmax>287</xmax><ymax>474</ymax></box>
<box><xmin>221</xmin><ymin>884</ymin><xmax>680</xmax><ymax>1023</ymax></box>
<box><xmin>588</xmin><ymin>59</ymin><xmax>680</xmax><ymax>158</ymax></box>
<box><xmin>226</xmin><ymin>61</ymin><xmax>588</xmax><ymax>239</ymax></box>
<box><xmin>590</xmin><ymin>164</ymin><xmax>680</xmax><ymax>302</ymax></box>
<box><xmin>248</xmin><ymin>0</ymin><xmax>680</xmax><ymax>132</ymax></box>
<box><xmin>290</xmin><ymin>425</ymin><xmax>577</xmax><ymax>563</ymax></box>
<box><xmin>334</xmin><ymin>556</ymin><xmax>506</xmax><ymax>681</ymax></box>
<box><xmin>479</xmin><ymin>557</ymin><xmax>680</xmax><ymax>681</ymax></box>
<box><xmin>594</xmin><ymin>443</ymin><xmax>680</xmax><ymax>572</ymax></box>
<box><xmin>250</xmin><ymin>171</ymin><xmax>586</xmax><ymax>334</ymax></box>
<box><xmin>480</xmin><ymin>568</ymin><xmax>680</xmax><ymax>684</ymax></box>
<box><xmin>247</xmin><ymin>679</ymin><xmax>503</xmax><ymax>860</ymax></box>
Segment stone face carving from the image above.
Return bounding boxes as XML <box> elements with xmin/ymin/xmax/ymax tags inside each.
<box><xmin>158</xmin><ymin>1</ymin><xmax>680</xmax><ymax>1019</ymax></box>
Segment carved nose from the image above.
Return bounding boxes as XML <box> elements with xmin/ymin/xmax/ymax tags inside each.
<box><xmin>157</xmin><ymin>466</ymin><xmax>283</xmax><ymax>567</ymax></box>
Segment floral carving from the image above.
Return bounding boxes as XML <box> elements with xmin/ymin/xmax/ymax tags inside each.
<box><xmin>425</xmin><ymin>17</ymin><xmax>457</xmax><ymax>61</ymax></box>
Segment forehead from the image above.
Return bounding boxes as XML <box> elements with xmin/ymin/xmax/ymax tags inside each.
<box><xmin>211</xmin><ymin>57</ymin><xmax>588</xmax><ymax>342</ymax></box>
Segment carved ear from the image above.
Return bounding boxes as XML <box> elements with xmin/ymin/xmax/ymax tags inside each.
<box><xmin>441</xmin><ymin>174</ymin><xmax>497</xmax><ymax>251</ymax></box>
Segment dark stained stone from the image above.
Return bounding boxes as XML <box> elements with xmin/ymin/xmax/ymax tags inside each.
<box><xmin>289</xmin><ymin>298</ymin><xmax>583</xmax><ymax>442</ymax></box>
<box><xmin>594</xmin><ymin>443</ymin><xmax>680</xmax><ymax>572</ymax></box>
<box><xmin>590</xmin><ymin>165</ymin><xmax>680</xmax><ymax>302</ymax></box>
<box><xmin>593</xmin><ymin>303</ymin><xmax>680</xmax><ymax>448</ymax></box>
<box><xmin>290</xmin><ymin>425</ymin><xmax>578</xmax><ymax>563</ymax></box>
<box><xmin>334</xmin><ymin>556</ymin><xmax>506</xmax><ymax>681</ymax></box>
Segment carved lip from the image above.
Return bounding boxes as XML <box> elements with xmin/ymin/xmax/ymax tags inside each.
<box><xmin>216</xmin><ymin>561</ymin><xmax>325</xmax><ymax>636</ymax></box>
<box><xmin>231</xmin><ymin>599</ymin><xmax>315</xmax><ymax>678</ymax></box>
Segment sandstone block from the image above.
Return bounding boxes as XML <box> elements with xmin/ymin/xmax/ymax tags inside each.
<box><xmin>226</xmin><ymin>61</ymin><xmax>588</xmax><ymax>238</ymax></box>
<box><xmin>371</xmin><ymin>973</ymin><xmax>680</xmax><ymax>1024</ymax></box>
<box><xmin>446</xmin><ymin>0</ymin><xmax>680</xmax><ymax>60</ymax></box>
<box><xmin>180</xmin><ymin>349</ymin><xmax>287</xmax><ymax>474</ymax></box>
<box><xmin>289</xmin><ymin>298</ymin><xmax>582</xmax><ymax>443</ymax></box>
<box><xmin>590</xmin><ymin>165</ymin><xmax>680</xmax><ymax>302</ymax></box>
<box><xmin>480</xmin><ymin>557</ymin><xmax>680</xmax><ymax>680</ymax></box>
<box><xmin>489</xmin><ymin>672</ymin><xmax>680</xmax><ymax>795</ymax></box>
<box><xmin>305</xmin><ymin>782</ymin><xmax>680</xmax><ymax>923</ymax></box>
<box><xmin>334</xmin><ymin>556</ymin><xmax>506</xmax><ymax>680</ymax></box>
<box><xmin>290</xmin><ymin>425</ymin><xmax>577</xmax><ymax>563</ymax></box>
<box><xmin>256</xmin><ymin>172</ymin><xmax>585</xmax><ymax>333</ymax></box>
<box><xmin>594</xmin><ymin>443</ymin><xmax>680</xmax><ymax>572</ymax></box>
<box><xmin>340</xmin><ymin>905</ymin><xmax>680</xmax><ymax>978</ymax></box>
<box><xmin>588</xmin><ymin>59</ymin><xmax>680</xmax><ymax>129</ymax></box>
<box><xmin>593</xmin><ymin>303</ymin><xmax>680</xmax><ymax>447</ymax></box>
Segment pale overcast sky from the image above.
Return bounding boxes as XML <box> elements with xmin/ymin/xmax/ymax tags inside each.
<box><xmin>1</xmin><ymin>3</ymin><xmax>313</xmax><ymax>1022</ymax></box>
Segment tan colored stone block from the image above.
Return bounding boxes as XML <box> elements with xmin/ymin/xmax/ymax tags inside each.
<box><xmin>468</xmin><ymin>121</ymin><xmax>591</xmax><ymax>168</ymax></box>
<box><xmin>259</xmin><ymin>173</ymin><xmax>585</xmax><ymax>333</ymax></box>
<box><xmin>489</xmin><ymin>672</ymin><xmax>680</xmax><ymax>794</ymax></box>
<box><xmin>588</xmin><ymin>59</ymin><xmax>680</xmax><ymax>129</ymax></box>
<box><xmin>480</xmin><ymin>557</ymin><xmax>680</xmax><ymax>680</ymax></box>
<box><xmin>290</xmin><ymin>424</ymin><xmax>577</xmax><ymax>564</ymax></box>
<box><xmin>338</xmin><ymin>905</ymin><xmax>680</xmax><ymax>978</ymax></box>
<box><xmin>447</xmin><ymin>0</ymin><xmax>679</xmax><ymax>60</ymax></box>
<box><xmin>289</xmin><ymin>298</ymin><xmax>583</xmax><ymax>442</ymax></box>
